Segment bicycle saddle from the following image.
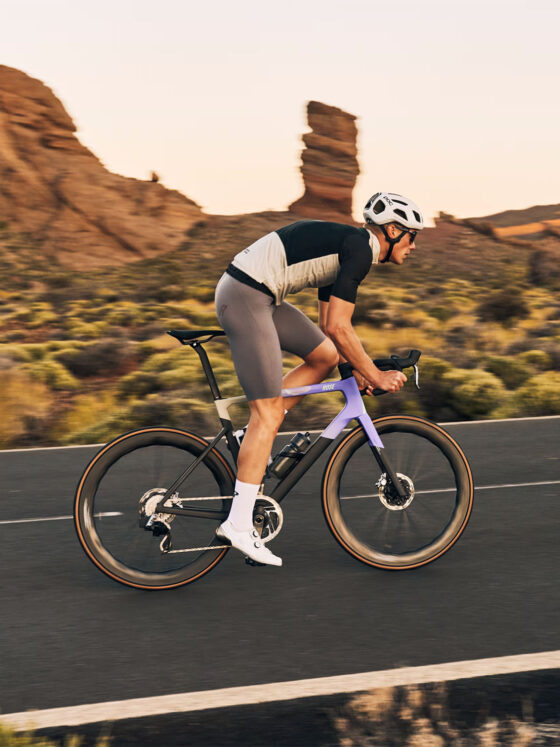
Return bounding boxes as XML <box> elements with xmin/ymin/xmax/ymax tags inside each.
<box><xmin>168</xmin><ymin>329</ymin><xmax>226</xmax><ymax>344</ymax></box>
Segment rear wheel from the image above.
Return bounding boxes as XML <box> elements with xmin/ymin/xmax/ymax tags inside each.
<box><xmin>74</xmin><ymin>427</ymin><xmax>235</xmax><ymax>589</ymax></box>
<box><xmin>322</xmin><ymin>416</ymin><xmax>474</xmax><ymax>569</ymax></box>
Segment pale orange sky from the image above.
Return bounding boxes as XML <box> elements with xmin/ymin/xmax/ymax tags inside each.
<box><xmin>4</xmin><ymin>0</ymin><xmax>560</xmax><ymax>224</ymax></box>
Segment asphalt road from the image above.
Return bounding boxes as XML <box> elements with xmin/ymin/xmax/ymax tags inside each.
<box><xmin>1</xmin><ymin>417</ymin><xmax>559</xmax><ymax>715</ymax></box>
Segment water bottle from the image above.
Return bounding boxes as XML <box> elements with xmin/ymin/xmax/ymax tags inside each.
<box><xmin>269</xmin><ymin>432</ymin><xmax>311</xmax><ymax>478</ymax></box>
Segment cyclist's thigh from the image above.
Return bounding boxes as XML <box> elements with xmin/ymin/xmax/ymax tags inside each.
<box><xmin>215</xmin><ymin>274</ymin><xmax>283</xmax><ymax>400</ymax></box>
<box><xmin>272</xmin><ymin>300</ymin><xmax>326</xmax><ymax>358</ymax></box>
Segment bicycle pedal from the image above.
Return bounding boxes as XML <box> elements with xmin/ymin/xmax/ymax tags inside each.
<box><xmin>244</xmin><ymin>555</ymin><xmax>265</xmax><ymax>567</ymax></box>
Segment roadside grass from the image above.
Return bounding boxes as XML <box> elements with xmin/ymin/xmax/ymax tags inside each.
<box><xmin>0</xmin><ymin>723</ymin><xmax>109</xmax><ymax>747</ymax></box>
<box><xmin>335</xmin><ymin>684</ymin><xmax>559</xmax><ymax>745</ymax></box>
<box><xmin>1</xmin><ymin>216</ymin><xmax>559</xmax><ymax>448</ymax></box>
<box><xmin>2</xmin><ymin>684</ymin><xmax>559</xmax><ymax>745</ymax></box>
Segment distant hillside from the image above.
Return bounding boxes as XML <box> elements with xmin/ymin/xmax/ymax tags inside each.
<box><xmin>466</xmin><ymin>203</ymin><xmax>560</xmax><ymax>241</ymax></box>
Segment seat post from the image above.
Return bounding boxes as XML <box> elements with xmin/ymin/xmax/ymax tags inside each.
<box><xmin>191</xmin><ymin>342</ymin><xmax>222</xmax><ymax>400</ymax></box>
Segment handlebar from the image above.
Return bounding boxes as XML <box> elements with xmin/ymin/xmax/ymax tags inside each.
<box><xmin>338</xmin><ymin>349</ymin><xmax>422</xmax><ymax>396</ymax></box>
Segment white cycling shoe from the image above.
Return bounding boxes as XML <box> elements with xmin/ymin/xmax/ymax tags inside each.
<box><xmin>216</xmin><ymin>520</ymin><xmax>282</xmax><ymax>567</ymax></box>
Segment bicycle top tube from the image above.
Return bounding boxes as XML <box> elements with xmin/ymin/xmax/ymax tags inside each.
<box><xmin>282</xmin><ymin>377</ymin><xmax>384</xmax><ymax>448</ymax></box>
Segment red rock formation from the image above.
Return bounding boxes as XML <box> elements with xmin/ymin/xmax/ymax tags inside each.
<box><xmin>0</xmin><ymin>66</ymin><xmax>204</xmax><ymax>269</ymax></box>
<box><xmin>289</xmin><ymin>100</ymin><xmax>359</xmax><ymax>220</ymax></box>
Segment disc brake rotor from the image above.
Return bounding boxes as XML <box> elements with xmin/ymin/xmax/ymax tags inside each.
<box><xmin>377</xmin><ymin>473</ymin><xmax>415</xmax><ymax>511</ymax></box>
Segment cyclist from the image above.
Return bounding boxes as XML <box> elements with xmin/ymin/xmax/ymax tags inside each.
<box><xmin>214</xmin><ymin>192</ymin><xmax>424</xmax><ymax>566</ymax></box>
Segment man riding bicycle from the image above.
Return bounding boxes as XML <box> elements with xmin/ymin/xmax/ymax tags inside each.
<box><xmin>214</xmin><ymin>192</ymin><xmax>424</xmax><ymax>566</ymax></box>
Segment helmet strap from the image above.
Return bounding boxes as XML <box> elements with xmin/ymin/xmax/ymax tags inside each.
<box><xmin>379</xmin><ymin>225</ymin><xmax>407</xmax><ymax>263</ymax></box>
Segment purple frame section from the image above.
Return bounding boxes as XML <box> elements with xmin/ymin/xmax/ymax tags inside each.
<box><xmin>281</xmin><ymin>377</ymin><xmax>384</xmax><ymax>448</ymax></box>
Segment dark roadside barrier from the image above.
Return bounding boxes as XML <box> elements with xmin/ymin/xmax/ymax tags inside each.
<box><xmin>34</xmin><ymin>669</ymin><xmax>560</xmax><ymax>746</ymax></box>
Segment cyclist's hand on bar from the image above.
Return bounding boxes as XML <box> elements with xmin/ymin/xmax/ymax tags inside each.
<box><xmin>373</xmin><ymin>370</ymin><xmax>407</xmax><ymax>393</ymax></box>
<box><xmin>353</xmin><ymin>370</ymin><xmax>375</xmax><ymax>396</ymax></box>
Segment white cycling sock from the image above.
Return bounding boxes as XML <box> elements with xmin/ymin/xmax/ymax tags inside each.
<box><xmin>228</xmin><ymin>479</ymin><xmax>260</xmax><ymax>531</ymax></box>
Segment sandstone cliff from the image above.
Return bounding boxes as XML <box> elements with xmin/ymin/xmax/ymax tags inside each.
<box><xmin>289</xmin><ymin>100</ymin><xmax>359</xmax><ymax>220</ymax></box>
<box><xmin>0</xmin><ymin>66</ymin><xmax>203</xmax><ymax>269</ymax></box>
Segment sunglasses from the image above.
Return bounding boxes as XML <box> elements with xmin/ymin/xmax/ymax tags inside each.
<box><xmin>396</xmin><ymin>227</ymin><xmax>417</xmax><ymax>242</ymax></box>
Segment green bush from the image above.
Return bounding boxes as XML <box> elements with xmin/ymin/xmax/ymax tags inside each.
<box><xmin>476</xmin><ymin>287</ymin><xmax>529</xmax><ymax>326</ymax></box>
<box><xmin>509</xmin><ymin>372</ymin><xmax>560</xmax><ymax>415</ymax></box>
<box><xmin>443</xmin><ymin>368</ymin><xmax>507</xmax><ymax>418</ymax></box>
<box><xmin>118</xmin><ymin>369</ymin><xmax>160</xmax><ymax>398</ymax></box>
<box><xmin>517</xmin><ymin>349</ymin><xmax>552</xmax><ymax>370</ymax></box>
<box><xmin>483</xmin><ymin>355</ymin><xmax>530</xmax><ymax>389</ymax></box>
<box><xmin>0</xmin><ymin>369</ymin><xmax>53</xmax><ymax>447</ymax></box>
<box><xmin>53</xmin><ymin>339</ymin><xmax>136</xmax><ymax>378</ymax></box>
<box><xmin>414</xmin><ymin>356</ymin><xmax>455</xmax><ymax>421</ymax></box>
<box><xmin>428</xmin><ymin>305</ymin><xmax>453</xmax><ymax>322</ymax></box>
<box><xmin>22</xmin><ymin>359</ymin><xmax>79</xmax><ymax>391</ymax></box>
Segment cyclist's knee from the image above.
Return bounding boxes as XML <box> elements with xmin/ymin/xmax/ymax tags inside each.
<box><xmin>248</xmin><ymin>397</ymin><xmax>285</xmax><ymax>431</ymax></box>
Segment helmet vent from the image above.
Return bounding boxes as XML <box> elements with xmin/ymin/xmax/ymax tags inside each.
<box><xmin>394</xmin><ymin>208</ymin><xmax>407</xmax><ymax>220</ymax></box>
<box><xmin>393</xmin><ymin>199</ymin><xmax>407</xmax><ymax>205</ymax></box>
<box><xmin>373</xmin><ymin>200</ymin><xmax>386</xmax><ymax>214</ymax></box>
<box><xmin>413</xmin><ymin>210</ymin><xmax>421</xmax><ymax>222</ymax></box>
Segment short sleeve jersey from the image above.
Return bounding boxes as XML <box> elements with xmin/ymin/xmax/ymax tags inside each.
<box><xmin>229</xmin><ymin>220</ymin><xmax>379</xmax><ymax>305</ymax></box>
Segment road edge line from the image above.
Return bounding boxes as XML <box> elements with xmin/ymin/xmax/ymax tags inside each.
<box><xmin>3</xmin><ymin>650</ymin><xmax>559</xmax><ymax>731</ymax></box>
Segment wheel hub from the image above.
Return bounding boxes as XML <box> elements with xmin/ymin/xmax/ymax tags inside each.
<box><xmin>377</xmin><ymin>473</ymin><xmax>415</xmax><ymax>511</ymax></box>
<box><xmin>138</xmin><ymin>488</ymin><xmax>177</xmax><ymax>531</ymax></box>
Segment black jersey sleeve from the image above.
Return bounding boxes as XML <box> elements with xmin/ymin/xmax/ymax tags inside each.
<box><xmin>318</xmin><ymin>284</ymin><xmax>333</xmax><ymax>302</ymax></box>
<box><xmin>328</xmin><ymin>234</ymin><xmax>373</xmax><ymax>304</ymax></box>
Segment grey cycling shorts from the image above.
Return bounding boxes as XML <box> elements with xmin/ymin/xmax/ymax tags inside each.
<box><xmin>215</xmin><ymin>273</ymin><xmax>326</xmax><ymax>401</ymax></box>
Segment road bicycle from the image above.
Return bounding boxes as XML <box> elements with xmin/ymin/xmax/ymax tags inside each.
<box><xmin>74</xmin><ymin>329</ymin><xmax>474</xmax><ymax>590</ymax></box>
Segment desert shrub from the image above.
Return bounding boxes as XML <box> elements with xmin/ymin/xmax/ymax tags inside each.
<box><xmin>52</xmin><ymin>392</ymin><xmax>116</xmax><ymax>444</ymax></box>
<box><xmin>22</xmin><ymin>359</ymin><xmax>79</xmax><ymax>391</ymax></box>
<box><xmin>476</xmin><ymin>287</ymin><xmax>529</xmax><ymax>326</ymax></box>
<box><xmin>0</xmin><ymin>369</ymin><xmax>52</xmax><ymax>447</ymax></box>
<box><xmin>158</xmin><ymin>365</ymin><xmax>197</xmax><ymax>391</ymax></box>
<box><xmin>428</xmin><ymin>305</ymin><xmax>453</xmax><ymax>322</ymax></box>
<box><xmin>104</xmin><ymin>301</ymin><xmax>144</xmax><ymax>326</ymax></box>
<box><xmin>0</xmin><ymin>345</ymin><xmax>33</xmax><ymax>363</ymax></box>
<box><xmin>508</xmin><ymin>372</ymin><xmax>560</xmax><ymax>416</ymax></box>
<box><xmin>129</xmin><ymin>322</ymin><xmax>167</xmax><ymax>341</ymax></box>
<box><xmin>483</xmin><ymin>355</ymin><xmax>530</xmax><ymax>389</ymax></box>
<box><xmin>517</xmin><ymin>349</ymin><xmax>552</xmax><ymax>370</ymax></box>
<box><xmin>540</xmin><ymin>342</ymin><xmax>560</xmax><ymax>369</ymax></box>
<box><xmin>26</xmin><ymin>302</ymin><xmax>57</xmax><ymax>328</ymax></box>
<box><xmin>118</xmin><ymin>370</ymin><xmax>160</xmax><ymax>398</ymax></box>
<box><xmin>65</xmin><ymin>319</ymin><xmax>109</xmax><ymax>339</ymax></box>
<box><xmin>443</xmin><ymin>368</ymin><xmax>507</xmax><ymax>418</ymax></box>
<box><xmin>70</xmin><ymin>394</ymin><xmax>216</xmax><ymax>443</ymax></box>
<box><xmin>528</xmin><ymin>240</ymin><xmax>560</xmax><ymax>287</ymax></box>
<box><xmin>142</xmin><ymin>348</ymin><xmax>196</xmax><ymax>374</ymax></box>
<box><xmin>413</xmin><ymin>356</ymin><xmax>455</xmax><ymax>420</ymax></box>
<box><xmin>96</xmin><ymin>287</ymin><xmax>120</xmax><ymax>303</ymax></box>
<box><xmin>53</xmin><ymin>338</ymin><xmax>136</xmax><ymax>378</ymax></box>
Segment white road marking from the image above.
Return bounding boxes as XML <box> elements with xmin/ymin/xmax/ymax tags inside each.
<box><xmin>342</xmin><ymin>479</ymin><xmax>560</xmax><ymax>500</ymax></box>
<box><xmin>1</xmin><ymin>415</ymin><xmax>559</xmax><ymax>453</ymax></box>
<box><xmin>3</xmin><ymin>479</ymin><xmax>558</xmax><ymax>523</ymax></box>
<box><xmin>2</xmin><ymin>650</ymin><xmax>559</xmax><ymax>731</ymax></box>
<box><xmin>0</xmin><ymin>512</ymin><xmax>122</xmax><ymax>525</ymax></box>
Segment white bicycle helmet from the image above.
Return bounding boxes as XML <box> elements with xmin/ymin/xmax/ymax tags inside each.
<box><xmin>363</xmin><ymin>192</ymin><xmax>424</xmax><ymax>230</ymax></box>
<box><xmin>363</xmin><ymin>192</ymin><xmax>424</xmax><ymax>262</ymax></box>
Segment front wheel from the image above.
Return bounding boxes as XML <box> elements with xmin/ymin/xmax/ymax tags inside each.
<box><xmin>322</xmin><ymin>416</ymin><xmax>474</xmax><ymax>570</ymax></box>
<box><xmin>74</xmin><ymin>427</ymin><xmax>235</xmax><ymax>589</ymax></box>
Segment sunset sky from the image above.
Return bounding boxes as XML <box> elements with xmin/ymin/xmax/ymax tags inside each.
<box><xmin>4</xmin><ymin>0</ymin><xmax>559</xmax><ymax>224</ymax></box>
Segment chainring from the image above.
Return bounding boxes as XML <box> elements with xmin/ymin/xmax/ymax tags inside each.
<box><xmin>253</xmin><ymin>496</ymin><xmax>283</xmax><ymax>543</ymax></box>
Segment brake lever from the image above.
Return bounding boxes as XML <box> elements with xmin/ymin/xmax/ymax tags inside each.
<box><xmin>413</xmin><ymin>364</ymin><xmax>420</xmax><ymax>389</ymax></box>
